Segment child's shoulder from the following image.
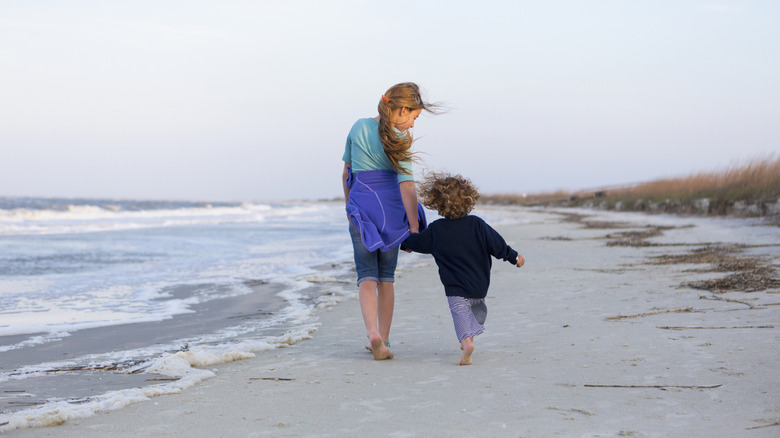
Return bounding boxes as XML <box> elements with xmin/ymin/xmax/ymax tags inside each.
<box><xmin>462</xmin><ymin>215</ymin><xmax>493</xmax><ymax>230</ymax></box>
<box><xmin>432</xmin><ymin>215</ymin><xmax>485</xmax><ymax>226</ymax></box>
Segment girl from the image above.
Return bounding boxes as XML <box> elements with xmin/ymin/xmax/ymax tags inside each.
<box><xmin>402</xmin><ymin>172</ymin><xmax>525</xmax><ymax>365</ymax></box>
<box><xmin>342</xmin><ymin>82</ymin><xmax>438</xmax><ymax>360</ymax></box>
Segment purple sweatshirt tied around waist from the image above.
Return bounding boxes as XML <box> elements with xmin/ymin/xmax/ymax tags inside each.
<box><xmin>345</xmin><ymin>167</ymin><xmax>427</xmax><ymax>252</ymax></box>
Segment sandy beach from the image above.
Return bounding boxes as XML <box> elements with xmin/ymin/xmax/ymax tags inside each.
<box><xmin>6</xmin><ymin>207</ymin><xmax>779</xmax><ymax>437</ymax></box>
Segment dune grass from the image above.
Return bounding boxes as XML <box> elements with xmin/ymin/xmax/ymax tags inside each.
<box><xmin>482</xmin><ymin>155</ymin><xmax>780</xmax><ymax>217</ymax></box>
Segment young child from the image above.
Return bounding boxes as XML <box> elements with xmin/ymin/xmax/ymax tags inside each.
<box><xmin>402</xmin><ymin>172</ymin><xmax>525</xmax><ymax>365</ymax></box>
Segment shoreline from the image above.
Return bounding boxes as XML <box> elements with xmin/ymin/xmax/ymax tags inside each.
<box><xmin>0</xmin><ymin>275</ymin><xmax>352</xmax><ymax>430</ymax></box>
<box><xmin>5</xmin><ymin>207</ymin><xmax>779</xmax><ymax>437</ymax></box>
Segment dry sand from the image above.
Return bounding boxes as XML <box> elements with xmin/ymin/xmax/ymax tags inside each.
<box><xmin>7</xmin><ymin>208</ymin><xmax>779</xmax><ymax>437</ymax></box>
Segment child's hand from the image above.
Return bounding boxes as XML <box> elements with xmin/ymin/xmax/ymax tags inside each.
<box><xmin>516</xmin><ymin>255</ymin><xmax>525</xmax><ymax>268</ymax></box>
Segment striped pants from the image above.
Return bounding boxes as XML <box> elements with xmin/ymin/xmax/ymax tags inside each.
<box><xmin>447</xmin><ymin>296</ymin><xmax>488</xmax><ymax>342</ymax></box>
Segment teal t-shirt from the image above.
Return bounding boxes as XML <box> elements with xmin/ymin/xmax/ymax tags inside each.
<box><xmin>342</xmin><ymin>118</ymin><xmax>414</xmax><ymax>183</ymax></box>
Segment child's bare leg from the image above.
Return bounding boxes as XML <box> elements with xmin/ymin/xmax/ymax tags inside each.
<box><xmin>458</xmin><ymin>337</ymin><xmax>474</xmax><ymax>366</ymax></box>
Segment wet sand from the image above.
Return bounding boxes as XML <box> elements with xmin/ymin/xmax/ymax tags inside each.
<box><xmin>0</xmin><ymin>281</ymin><xmax>287</xmax><ymax>415</ymax></box>
<box><xmin>6</xmin><ymin>208</ymin><xmax>779</xmax><ymax>437</ymax></box>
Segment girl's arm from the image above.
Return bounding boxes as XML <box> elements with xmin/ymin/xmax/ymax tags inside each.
<box><xmin>342</xmin><ymin>162</ymin><xmax>351</xmax><ymax>204</ymax></box>
<box><xmin>399</xmin><ymin>180</ymin><xmax>419</xmax><ymax>233</ymax></box>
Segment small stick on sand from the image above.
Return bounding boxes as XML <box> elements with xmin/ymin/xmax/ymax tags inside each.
<box><xmin>699</xmin><ymin>294</ymin><xmax>755</xmax><ymax>309</ymax></box>
<box><xmin>747</xmin><ymin>421</ymin><xmax>780</xmax><ymax>430</ymax></box>
<box><xmin>605</xmin><ymin>308</ymin><xmax>701</xmax><ymax>321</ymax></box>
<box><xmin>658</xmin><ymin>325</ymin><xmax>774</xmax><ymax>330</ymax></box>
<box><xmin>585</xmin><ymin>384</ymin><xmax>722</xmax><ymax>389</ymax></box>
<box><xmin>249</xmin><ymin>377</ymin><xmax>295</xmax><ymax>381</ymax></box>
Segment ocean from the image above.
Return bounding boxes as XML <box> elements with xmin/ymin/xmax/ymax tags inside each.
<box><xmin>0</xmin><ymin>196</ymin><xmax>363</xmax><ymax>430</ymax></box>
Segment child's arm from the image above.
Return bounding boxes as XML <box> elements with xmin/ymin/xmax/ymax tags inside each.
<box><xmin>482</xmin><ymin>219</ymin><xmax>522</xmax><ymax>267</ymax></box>
<box><xmin>401</xmin><ymin>228</ymin><xmax>433</xmax><ymax>254</ymax></box>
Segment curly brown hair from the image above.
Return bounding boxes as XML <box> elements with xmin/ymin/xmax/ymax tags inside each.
<box><xmin>417</xmin><ymin>172</ymin><xmax>480</xmax><ymax>219</ymax></box>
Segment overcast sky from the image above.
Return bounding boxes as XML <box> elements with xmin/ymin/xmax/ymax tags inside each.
<box><xmin>2</xmin><ymin>1</ymin><xmax>778</xmax><ymax>201</ymax></box>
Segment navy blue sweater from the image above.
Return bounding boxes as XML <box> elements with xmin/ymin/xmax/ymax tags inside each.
<box><xmin>402</xmin><ymin>215</ymin><xmax>519</xmax><ymax>299</ymax></box>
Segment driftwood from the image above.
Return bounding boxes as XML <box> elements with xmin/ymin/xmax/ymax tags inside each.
<box><xmin>585</xmin><ymin>384</ymin><xmax>721</xmax><ymax>389</ymax></box>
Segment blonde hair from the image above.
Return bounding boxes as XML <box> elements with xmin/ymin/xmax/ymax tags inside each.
<box><xmin>377</xmin><ymin>82</ymin><xmax>438</xmax><ymax>175</ymax></box>
<box><xmin>417</xmin><ymin>172</ymin><xmax>480</xmax><ymax>219</ymax></box>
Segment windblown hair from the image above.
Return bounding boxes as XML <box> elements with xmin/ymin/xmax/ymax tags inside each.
<box><xmin>377</xmin><ymin>82</ymin><xmax>439</xmax><ymax>175</ymax></box>
<box><xmin>417</xmin><ymin>172</ymin><xmax>480</xmax><ymax>219</ymax></box>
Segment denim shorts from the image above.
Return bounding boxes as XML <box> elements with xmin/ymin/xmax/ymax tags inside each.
<box><xmin>348</xmin><ymin>224</ymin><xmax>399</xmax><ymax>286</ymax></box>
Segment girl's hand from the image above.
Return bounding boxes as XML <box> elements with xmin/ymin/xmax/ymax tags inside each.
<box><xmin>516</xmin><ymin>255</ymin><xmax>525</xmax><ymax>268</ymax></box>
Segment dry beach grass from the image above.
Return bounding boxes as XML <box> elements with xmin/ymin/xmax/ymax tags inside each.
<box><xmin>485</xmin><ymin>155</ymin><xmax>780</xmax><ymax>219</ymax></box>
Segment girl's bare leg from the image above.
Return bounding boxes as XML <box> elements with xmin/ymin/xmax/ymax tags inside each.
<box><xmin>377</xmin><ymin>281</ymin><xmax>394</xmax><ymax>344</ymax></box>
<box><xmin>459</xmin><ymin>337</ymin><xmax>474</xmax><ymax>366</ymax></box>
<box><xmin>358</xmin><ymin>280</ymin><xmax>393</xmax><ymax>360</ymax></box>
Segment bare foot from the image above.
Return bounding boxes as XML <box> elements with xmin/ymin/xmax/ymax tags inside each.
<box><xmin>458</xmin><ymin>338</ymin><xmax>474</xmax><ymax>366</ymax></box>
<box><xmin>369</xmin><ymin>333</ymin><xmax>393</xmax><ymax>360</ymax></box>
<box><xmin>364</xmin><ymin>341</ymin><xmax>389</xmax><ymax>352</ymax></box>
